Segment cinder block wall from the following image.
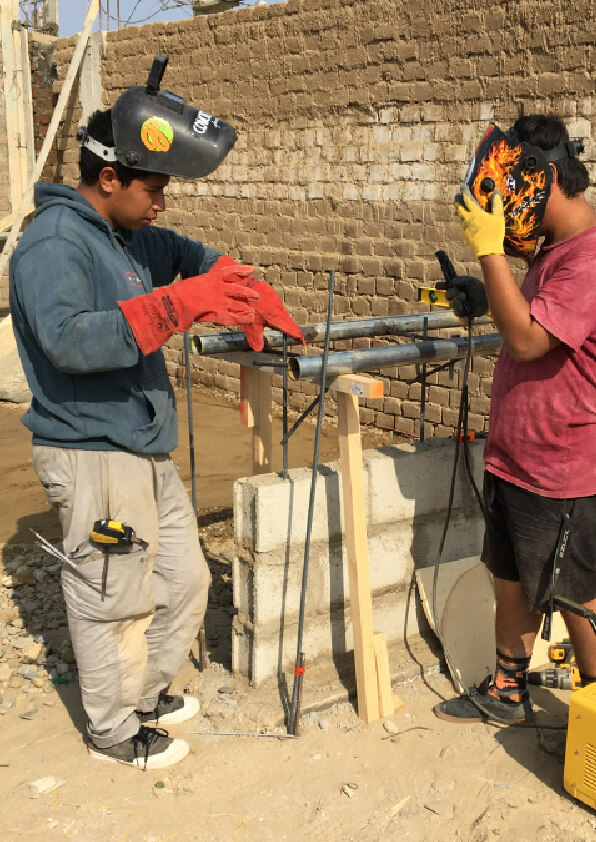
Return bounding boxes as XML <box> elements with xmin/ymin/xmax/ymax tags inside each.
<box><xmin>20</xmin><ymin>0</ymin><xmax>596</xmax><ymax>434</ymax></box>
<box><xmin>233</xmin><ymin>437</ymin><xmax>485</xmax><ymax>686</ymax></box>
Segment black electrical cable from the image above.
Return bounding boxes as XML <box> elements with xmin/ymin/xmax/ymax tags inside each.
<box><xmin>431</xmin><ymin>316</ymin><xmax>479</xmax><ymax>695</ymax></box>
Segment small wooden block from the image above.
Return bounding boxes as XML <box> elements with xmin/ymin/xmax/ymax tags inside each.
<box><xmin>373</xmin><ymin>632</ymin><xmax>395</xmax><ymax>718</ymax></box>
<box><xmin>393</xmin><ymin>694</ymin><xmax>405</xmax><ymax>712</ymax></box>
<box><xmin>329</xmin><ymin>374</ymin><xmax>384</xmax><ymax>400</ymax></box>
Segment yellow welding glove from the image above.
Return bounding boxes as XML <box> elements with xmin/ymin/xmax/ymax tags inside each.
<box><xmin>455</xmin><ymin>184</ymin><xmax>505</xmax><ymax>259</ymax></box>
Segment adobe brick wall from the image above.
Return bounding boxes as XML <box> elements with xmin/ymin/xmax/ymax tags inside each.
<box><xmin>21</xmin><ymin>0</ymin><xmax>596</xmax><ymax>436</ymax></box>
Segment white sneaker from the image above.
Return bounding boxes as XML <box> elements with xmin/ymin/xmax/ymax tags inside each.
<box><xmin>88</xmin><ymin>726</ymin><xmax>189</xmax><ymax>769</ymax></box>
<box><xmin>139</xmin><ymin>692</ymin><xmax>200</xmax><ymax>726</ymax></box>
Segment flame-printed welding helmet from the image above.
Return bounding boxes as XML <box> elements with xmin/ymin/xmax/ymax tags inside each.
<box><xmin>78</xmin><ymin>55</ymin><xmax>237</xmax><ymax>180</ymax></box>
<box><xmin>465</xmin><ymin>123</ymin><xmax>585</xmax><ymax>261</ymax></box>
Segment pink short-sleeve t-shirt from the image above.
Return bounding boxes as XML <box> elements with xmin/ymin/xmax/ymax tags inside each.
<box><xmin>484</xmin><ymin>225</ymin><xmax>596</xmax><ymax>498</ymax></box>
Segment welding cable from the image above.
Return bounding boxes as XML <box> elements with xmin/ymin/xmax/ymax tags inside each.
<box><xmin>430</xmin><ymin>316</ymin><xmax>480</xmax><ymax>697</ymax></box>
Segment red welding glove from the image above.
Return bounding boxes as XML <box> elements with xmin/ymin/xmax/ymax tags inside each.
<box><xmin>243</xmin><ymin>281</ymin><xmax>305</xmax><ymax>352</ymax></box>
<box><xmin>118</xmin><ymin>261</ymin><xmax>258</xmax><ymax>356</ymax></box>
<box><xmin>211</xmin><ymin>256</ymin><xmax>304</xmax><ymax>352</ymax></box>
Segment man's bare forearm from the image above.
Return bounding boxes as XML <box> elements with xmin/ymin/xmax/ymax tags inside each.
<box><xmin>479</xmin><ymin>255</ymin><xmax>559</xmax><ymax>361</ymax></box>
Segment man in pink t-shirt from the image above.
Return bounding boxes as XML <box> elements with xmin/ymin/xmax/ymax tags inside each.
<box><xmin>434</xmin><ymin>115</ymin><xmax>596</xmax><ymax>725</ymax></box>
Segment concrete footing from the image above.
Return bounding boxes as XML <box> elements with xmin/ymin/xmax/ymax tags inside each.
<box><xmin>232</xmin><ymin>437</ymin><xmax>485</xmax><ymax>688</ymax></box>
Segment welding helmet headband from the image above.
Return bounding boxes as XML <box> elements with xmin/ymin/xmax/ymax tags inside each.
<box><xmin>79</xmin><ymin>55</ymin><xmax>237</xmax><ymax>180</ymax></box>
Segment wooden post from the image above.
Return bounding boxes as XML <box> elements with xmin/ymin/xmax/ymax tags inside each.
<box><xmin>336</xmin><ymin>384</ymin><xmax>380</xmax><ymax>723</ymax></box>
<box><xmin>254</xmin><ymin>369</ymin><xmax>272</xmax><ymax>474</ymax></box>
<box><xmin>331</xmin><ymin>374</ymin><xmax>399</xmax><ymax>722</ymax></box>
<box><xmin>0</xmin><ymin>0</ymin><xmax>99</xmax><ymax>280</ymax></box>
<box><xmin>239</xmin><ymin>365</ymin><xmax>272</xmax><ymax>475</ymax></box>
<box><xmin>1</xmin><ymin>0</ymin><xmax>26</xmax><ymax>213</ymax></box>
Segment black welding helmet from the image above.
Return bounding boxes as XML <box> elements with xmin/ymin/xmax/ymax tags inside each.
<box><xmin>79</xmin><ymin>55</ymin><xmax>237</xmax><ymax>179</ymax></box>
<box><xmin>465</xmin><ymin>123</ymin><xmax>584</xmax><ymax>261</ymax></box>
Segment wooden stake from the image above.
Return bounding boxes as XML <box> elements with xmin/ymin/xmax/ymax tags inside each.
<box><xmin>373</xmin><ymin>632</ymin><xmax>395</xmax><ymax>717</ymax></box>
<box><xmin>0</xmin><ymin>0</ymin><xmax>99</xmax><ymax>280</ymax></box>
<box><xmin>239</xmin><ymin>366</ymin><xmax>272</xmax><ymax>474</ymax></box>
<box><xmin>253</xmin><ymin>369</ymin><xmax>272</xmax><ymax>474</ymax></box>
<box><xmin>239</xmin><ymin>364</ymin><xmax>258</xmax><ymax>428</ymax></box>
<box><xmin>336</xmin><ymin>389</ymin><xmax>379</xmax><ymax>723</ymax></box>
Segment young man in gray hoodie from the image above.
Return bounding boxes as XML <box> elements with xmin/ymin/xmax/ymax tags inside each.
<box><xmin>10</xmin><ymin>59</ymin><xmax>302</xmax><ymax>769</ymax></box>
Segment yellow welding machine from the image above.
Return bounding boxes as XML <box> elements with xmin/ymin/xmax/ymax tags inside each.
<box><xmin>564</xmin><ymin>682</ymin><xmax>596</xmax><ymax>809</ymax></box>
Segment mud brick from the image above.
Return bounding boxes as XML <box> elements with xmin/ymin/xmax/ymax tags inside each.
<box><xmin>469</xmin><ymin>396</ymin><xmax>492</xmax><ymax>415</ymax></box>
<box><xmin>428</xmin><ymin>386</ymin><xmax>450</xmax><ymax>407</ymax></box>
<box><xmin>383</xmin><ymin>397</ymin><xmax>402</xmax><ymax>415</ymax></box>
<box><xmin>401</xmin><ymin>400</ymin><xmax>421</xmax><ymax>420</ymax></box>
<box><xmin>396</xmin><ymin>416</ymin><xmax>415</xmax><ymax>437</ymax></box>
<box><xmin>376</xmin><ymin>412</ymin><xmax>396</xmax><ymax>430</ymax></box>
<box><xmin>357</xmin><ymin>278</ymin><xmax>376</xmax><ymax>295</ymax></box>
<box><xmin>371</xmin><ymin>297</ymin><xmax>389</xmax><ymax>317</ymax></box>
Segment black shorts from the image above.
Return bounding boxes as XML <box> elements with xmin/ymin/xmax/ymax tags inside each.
<box><xmin>482</xmin><ymin>471</ymin><xmax>596</xmax><ymax>613</ymax></box>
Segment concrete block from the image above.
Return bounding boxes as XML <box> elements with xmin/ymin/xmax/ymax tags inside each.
<box><xmin>235</xmin><ymin>462</ymin><xmax>370</xmax><ymax>555</ymax></box>
<box><xmin>233</xmin><ymin>587</ymin><xmax>424</xmax><ymax>688</ymax></box>
<box><xmin>232</xmin><ymin>438</ymin><xmax>485</xmax><ymax>686</ymax></box>
<box><xmin>366</xmin><ymin>438</ymin><xmax>484</xmax><ymax>525</ymax></box>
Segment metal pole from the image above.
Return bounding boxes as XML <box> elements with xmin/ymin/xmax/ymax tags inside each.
<box><xmin>288</xmin><ymin>270</ymin><xmax>335</xmax><ymax>736</ymax></box>
<box><xmin>192</xmin><ymin>314</ymin><xmax>493</xmax><ymax>356</ymax></box>
<box><xmin>282</xmin><ymin>334</ymin><xmax>288</xmax><ymax>480</ymax></box>
<box><xmin>183</xmin><ymin>332</ymin><xmax>197</xmax><ymax>516</ymax></box>
<box><xmin>419</xmin><ymin>316</ymin><xmax>428</xmax><ymax>442</ymax></box>
<box><xmin>289</xmin><ymin>333</ymin><xmax>503</xmax><ymax>381</ymax></box>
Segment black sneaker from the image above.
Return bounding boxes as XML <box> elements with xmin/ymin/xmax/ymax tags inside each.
<box><xmin>139</xmin><ymin>692</ymin><xmax>200</xmax><ymax>726</ymax></box>
<box><xmin>433</xmin><ymin>678</ymin><xmax>535</xmax><ymax>726</ymax></box>
<box><xmin>88</xmin><ymin>726</ymin><xmax>189</xmax><ymax>769</ymax></box>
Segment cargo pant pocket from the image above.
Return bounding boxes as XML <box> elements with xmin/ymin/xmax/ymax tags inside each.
<box><xmin>62</xmin><ymin>539</ymin><xmax>154</xmax><ymax>622</ymax></box>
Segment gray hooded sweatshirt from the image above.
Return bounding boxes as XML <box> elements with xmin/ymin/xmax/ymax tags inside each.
<box><xmin>9</xmin><ymin>182</ymin><xmax>219</xmax><ymax>454</ymax></box>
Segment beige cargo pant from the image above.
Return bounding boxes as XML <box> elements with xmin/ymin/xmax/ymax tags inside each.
<box><xmin>32</xmin><ymin>446</ymin><xmax>210</xmax><ymax>748</ymax></box>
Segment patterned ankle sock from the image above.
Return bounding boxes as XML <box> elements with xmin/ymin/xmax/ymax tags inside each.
<box><xmin>488</xmin><ymin>650</ymin><xmax>531</xmax><ymax>705</ymax></box>
<box><xmin>579</xmin><ymin>672</ymin><xmax>596</xmax><ymax>686</ymax></box>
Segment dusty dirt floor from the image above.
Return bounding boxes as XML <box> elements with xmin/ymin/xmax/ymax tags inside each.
<box><xmin>1</xmin><ymin>389</ymin><xmax>595</xmax><ymax>842</ymax></box>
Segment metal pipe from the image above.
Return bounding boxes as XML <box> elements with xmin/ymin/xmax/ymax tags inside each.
<box><xmin>289</xmin><ymin>333</ymin><xmax>503</xmax><ymax>381</ymax></box>
<box><xmin>192</xmin><ymin>313</ymin><xmax>493</xmax><ymax>356</ymax></box>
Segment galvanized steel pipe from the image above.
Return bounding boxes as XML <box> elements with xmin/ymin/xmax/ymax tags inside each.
<box><xmin>193</xmin><ymin>313</ymin><xmax>493</xmax><ymax>355</ymax></box>
<box><xmin>289</xmin><ymin>333</ymin><xmax>503</xmax><ymax>380</ymax></box>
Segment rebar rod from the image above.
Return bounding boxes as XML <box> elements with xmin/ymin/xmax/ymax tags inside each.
<box><xmin>288</xmin><ymin>270</ymin><xmax>335</xmax><ymax>736</ymax></box>
<box><xmin>193</xmin><ymin>313</ymin><xmax>492</xmax><ymax>356</ymax></box>
<box><xmin>289</xmin><ymin>333</ymin><xmax>503</xmax><ymax>381</ymax></box>
<box><xmin>183</xmin><ymin>332</ymin><xmax>197</xmax><ymax>516</ymax></box>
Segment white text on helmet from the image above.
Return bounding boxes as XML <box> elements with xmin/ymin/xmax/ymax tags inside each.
<box><xmin>192</xmin><ymin>111</ymin><xmax>213</xmax><ymax>135</ymax></box>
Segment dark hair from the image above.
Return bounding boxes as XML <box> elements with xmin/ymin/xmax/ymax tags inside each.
<box><xmin>513</xmin><ymin>114</ymin><xmax>589</xmax><ymax>198</ymax></box>
<box><xmin>79</xmin><ymin>108</ymin><xmax>161</xmax><ymax>187</ymax></box>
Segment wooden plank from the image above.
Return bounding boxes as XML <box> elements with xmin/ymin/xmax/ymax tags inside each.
<box><xmin>328</xmin><ymin>374</ymin><xmax>384</xmax><ymax>400</ymax></box>
<box><xmin>0</xmin><ymin>206</ymin><xmax>32</xmax><ymax>232</ymax></box>
<box><xmin>253</xmin><ymin>370</ymin><xmax>272</xmax><ymax>474</ymax></box>
<box><xmin>373</xmin><ymin>632</ymin><xmax>396</xmax><ymax>717</ymax></box>
<box><xmin>337</xmin><ymin>389</ymin><xmax>379</xmax><ymax>723</ymax></box>
<box><xmin>240</xmin><ymin>367</ymin><xmax>272</xmax><ymax>474</ymax></box>
<box><xmin>239</xmin><ymin>364</ymin><xmax>258</xmax><ymax>428</ymax></box>
<box><xmin>0</xmin><ymin>0</ymin><xmax>99</xmax><ymax>280</ymax></box>
<box><xmin>19</xmin><ymin>24</ymin><xmax>35</xmax><ymax>181</ymax></box>
<box><xmin>0</xmin><ymin>0</ymin><xmax>23</xmax><ymax>213</ymax></box>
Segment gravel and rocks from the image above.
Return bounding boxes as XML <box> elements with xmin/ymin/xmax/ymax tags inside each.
<box><xmin>0</xmin><ymin>544</ymin><xmax>76</xmax><ymax>716</ymax></box>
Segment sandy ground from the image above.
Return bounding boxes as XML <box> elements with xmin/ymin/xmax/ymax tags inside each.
<box><xmin>1</xmin><ymin>391</ymin><xmax>595</xmax><ymax>841</ymax></box>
